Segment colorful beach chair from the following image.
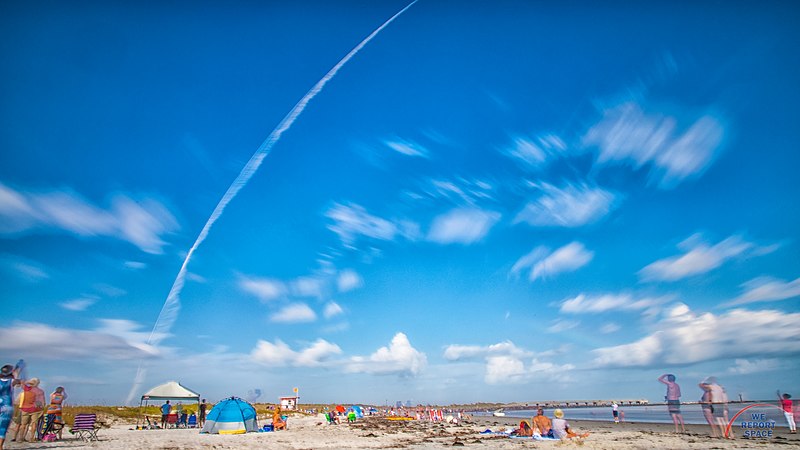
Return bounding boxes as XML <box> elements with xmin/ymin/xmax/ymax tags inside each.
<box><xmin>70</xmin><ymin>413</ymin><xmax>100</xmax><ymax>442</ymax></box>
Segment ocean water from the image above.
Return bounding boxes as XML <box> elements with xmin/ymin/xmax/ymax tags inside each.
<box><xmin>487</xmin><ymin>403</ymin><xmax>790</xmax><ymax>427</ymax></box>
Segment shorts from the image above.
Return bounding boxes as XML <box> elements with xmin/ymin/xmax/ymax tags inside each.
<box><xmin>667</xmin><ymin>400</ymin><xmax>681</xmax><ymax>414</ymax></box>
<box><xmin>711</xmin><ymin>404</ymin><xmax>725</xmax><ymax>419</ymax></box>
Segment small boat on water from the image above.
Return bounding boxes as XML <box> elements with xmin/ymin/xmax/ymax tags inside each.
<box><xmin>492</xmin><ymin>409</ymin><xmax>506</xmax><ymax>417</ymax></box>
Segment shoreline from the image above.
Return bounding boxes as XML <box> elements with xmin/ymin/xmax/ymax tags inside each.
<box><xmin>3</xmin><ymin>413</ymin><xmax>798</xmax><ymax>449</ymax></box>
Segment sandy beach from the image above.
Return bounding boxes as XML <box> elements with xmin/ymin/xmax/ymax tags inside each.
<box><xmin>3</xmin><ymin>414</ymin><xmax>799</xmax><ymax>450</ymax></box>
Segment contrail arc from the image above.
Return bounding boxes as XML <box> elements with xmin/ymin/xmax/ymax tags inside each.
<box><xmin>126</xmin><ymin>0</ymin><xmax>418</xmax><ymax>404</ymax></box>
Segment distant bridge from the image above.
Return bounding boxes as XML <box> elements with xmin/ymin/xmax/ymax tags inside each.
<box><xmin>496</xmin><ymin>399</ymin><xmax>649</xmax><ymax>410</ymax></box>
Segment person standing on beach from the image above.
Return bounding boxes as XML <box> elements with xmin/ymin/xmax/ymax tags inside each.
<box><xmin>17</xmin><ymin>378</ymin><xmax>44</xmax><ymax>443</ymax></box>
<box><xmin>658</xmin><ymin>374</ymin><xmax>685</xmax><ymax>433</ymax></box>
<box><xmin>778</xmin><ymin>391</ymin><xmax>797</xmax><ymax>434</ymax></box>
<box><xmin>699</xmin><ymin>377</ymin><xmax>728</xmax><ymax>438</ymax></box>
<box><xmin>160</xmin><ymin>400</ymin><xmax>171</xmax><ymax>429</ymax></box>
<box><xmin>198</xmin><ymin>399</ymin><xmax>207</xmax><ymax>427</ymax></box>
<box><xmin>45</xmin><ymin>387</ymin><xmax>66</xmax><ymax>439</ymax></box>
<box><xmin>0</xmin><ymin>365</ymin><xmax>22</xmax><ymax>450</ymax></box>
<box><xmin>611</xmin><ymin>402</ymin><xmax>619</xmax><ymax>423</ymax></box>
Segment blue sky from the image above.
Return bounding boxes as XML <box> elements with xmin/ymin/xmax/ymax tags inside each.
<box><xmin>1</xmin><ymin>0</ymin><xmax>799</xmax><ymax>406</ymax></box>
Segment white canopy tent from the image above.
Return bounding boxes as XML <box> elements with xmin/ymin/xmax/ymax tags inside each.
<box><xmin>138</xmin><ymin>381</ymin><xmax>201</xmax><ymax>428</ymax></box>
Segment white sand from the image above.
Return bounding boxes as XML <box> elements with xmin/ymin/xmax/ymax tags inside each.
<box><xmin>4</xmin><ymin>414</ymin><xmax>800</xmax><ymax>449</ymax></box>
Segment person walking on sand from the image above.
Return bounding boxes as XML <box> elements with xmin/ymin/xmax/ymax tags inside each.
<box><xmin>778</xmin><ymin>391</ymin><xmax>797</xmax><ymax>434</ymax></box>
<box><xmin>611</xmin><ymin>402</ymin><xmax>619</xmax><ymax>423</ymax></box>
<box><xmin>658</xmin><ymin>374</ymin><xmax>685</xmax><ymax>433</ymax></box>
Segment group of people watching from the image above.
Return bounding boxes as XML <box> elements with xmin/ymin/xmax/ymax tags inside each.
<box><xmin>159</xmin><ymin>399</ymin><xmax>208</xmax><ymax>429</ymax></box>
<box><xmin>0</xmin><ymin>363</ymin><xmax>67</xmax><ymax>449</ymax></box>
<box><xmin>659</xmin><ymin>373</ymin><xmax>796</xmax><ymax>437</ymax></box>
<box><xmin>516</xmin><ymin>407</ymin><xmax>588</xmax><ymax>440</ymax></box>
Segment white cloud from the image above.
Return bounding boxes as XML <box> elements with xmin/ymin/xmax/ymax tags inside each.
<box><xmin>0</xmin><ymin>255</ymin><xmax>49</xmax><ymax>282</ymax></box>
<box><xmin>418</xmin><ymin>178</ymin><xmax>495</xmax><ymax>206</ymax></box>
<box><xmin>639</xmin><ymin>234</ymin><xmax>754</xmax><ymax>281</ymax></box>
<box><xmin>250</xmin><ymin>339</ymin><xmax>296</xmax><ymax>365</ymax></box>
<box><xmin>485</xmin><ymin>355</ymin><xmax>527</xmax><ymax>384</ymax></box>
<box><xmin>346</xmin><ymin>332</ymin><xmax>427</xmax><ymax>376</ymax></box>
<box><xmin>0</xmin><ymin>320</ymin><xmax>160</xmax><ymax>360</ymax></box>
<box><xmin>325</xmin><ymin>203</ymin><xmax>414</xmax><ymax>245</ymax></box>
<box><xmin>290</xmin><ymin>276</ymin><xmax>324</xmax><ymax>298</ymax></box>
<box><xmin>443</xmin><ymin>341</ymin><xmax>532</xmax><ymax>361</ymax></box>
<box><xmin>186</xmin><ymin>272</ymin><xmax>207</xmax><ymax>283</ymax></box>
<box><xmin>385</xmin><ymin>138</ymin><xmax>429</xmax><ymax>158</ymax></box>
<box><xmin>337</xmin><ymin>269</ymin><xmax>363</xmax><ymax>293</ymax></box>
<box><xmin>503</xmin><ymin>133</ymin><xmax>567</xmax><ymax>168</ymax></box>
<box><xmin>506</xmin><ymin>137</ymin><xmax>546</xmax><ymax>166</ymax></box>
<box><xmin>444</xmin><ymin>341</ymin><xmax>572</xmax><ymax>384</ymax></box>
<box><xmin>270</xmin><ymin>303</ymin><xmax>317</xmax><ymax>323</ymax></box>
<box><xmin>512</xmin><ymin>242</ymin><xmax>593</xmax><ymax>281</ymax></box>
<box><xmin>60</xmin><ymin>296</ymin><xmax>99</xmax><ymax>311</ymax></box>
<box><xmin>600</xmin><ymin>323</ymin><xmax>621</xmax><ymax>334</ymax></box>
<box><xmin>124</xmin><ymin>261</ymin><xmax>147</xmax><ymax>270</ymax></box>
<box><xmin>0</xmin><ymin>182</ymin><xmax>178</xmax><ymax>254</ymax></box>
<box><xmin>726</xmin><ymin>276</ymin><xmax>800</xmax><ymax>306</ymax></box>
<box><xmin>514</xmin><ymin>182</ymin><xmax>616</xmax><ymax>228</ymax></box>
<box><xmin>547</xmin><ymin>319</ymin><xmax>580</xmax><ymax>333</ymax></box>
<box><xmin>727</xmin><ymin>358</ymin><xmax>780</xmax><ymax>375</ymax></box>
<box><xmin>427</xmin><ymin>208</ymin><xmax>500</xmax><ymax>244</ymax></box>
<box><xmin>582</xmin><ymin>102</ymin><xmax>724</xmax><ymax>187</ymax></box>
<box><xmin>295</xmin><ymin>339</ymin><xmax>344</xmax><ymax>366</ymax></box>
<box><xmin>250</xmin><ymin>338</ymin><xmax>342</xmax><ymax>367</ymax></box>
<box><xmin>323</xmin><ymin>302</ymin><xmax>344</xmax><ymax>319</ymax></box>
<box><xmin>238</xmin><ymin>276</ymin><xmax>286</xmax><ymax>302</ymax></box>
<box><xmin>560</xmin><ymin>292</ymin><xmax>667</xmax><ymax>315</ymax></box>
<box><xmin>591</xmin><ymin>304</ymin><xmax>800</xmax><ymax>368</ymax></box>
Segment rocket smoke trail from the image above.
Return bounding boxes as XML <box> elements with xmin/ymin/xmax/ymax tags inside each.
<box><xmin>126</xmin><ymin>0</ymin><xmax>418</xmax><ymax>404</ymax></box>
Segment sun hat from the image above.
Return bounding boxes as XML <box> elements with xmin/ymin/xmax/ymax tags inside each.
<box><xmin>554</xmin><ymin>409</ymin><xmax>564</xmax><ymax>418</ymax></box>
<box><xmin>25</xmin><ymin>377</ymin><xmax>40</xmax><ymax>387</ymax></box>
<box><xmin>0</xmin><ymin>365</ymin><xmax>13</xmax><ymax>377</ymax></box>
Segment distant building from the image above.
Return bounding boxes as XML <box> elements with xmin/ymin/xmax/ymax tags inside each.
<box><xmin>280</xmin><ymin>396</ymin><xmax>299</xmax><ymax>410</ymax></box>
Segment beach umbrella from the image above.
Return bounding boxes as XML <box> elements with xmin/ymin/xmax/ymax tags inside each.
<box><xmin>335</xmin><ymin>405</ymin><xmax>346</xmax><ymax>413</ymax></box>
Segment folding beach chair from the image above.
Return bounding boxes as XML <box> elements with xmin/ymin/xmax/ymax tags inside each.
<box><xmin>40</xmin><ymin>414</ymin><xmax>65</xmax><ymax>441</ymax></box>
<box><xmin>70</xmin><ymin>413</ymin><xmax>100</xmax><ymax>442</ymax></box>
<box><xmin>187</xmin><ymin>414</ymin><xmax>197</xmax><ymax>428</ymax></box>
<box><xmin>166</xmin><ymin>413</ymin><xmax>178</xmax><ymax>428</ymax></box>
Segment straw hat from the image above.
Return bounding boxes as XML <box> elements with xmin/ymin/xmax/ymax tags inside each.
<box><xmin>25</xmin><ymin>377</ymin><xmax>40</xmax><ymax>387</ymax></box>
<box><xmin>554</xmin><ymin>409</ymin><xmax>564</xmax><ymax>418</ymax></box>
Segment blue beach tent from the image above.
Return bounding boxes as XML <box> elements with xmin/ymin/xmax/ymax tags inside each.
<box><xmin>201</xmin><ymin>397</ymin><xmax>258</xmax><ymax>434</ymax></box>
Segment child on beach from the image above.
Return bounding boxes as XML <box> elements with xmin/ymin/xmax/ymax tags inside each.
<box><xmin>778</xmin><ymin>391</ymin><xmax>797</xmax><ymax>434</ymax></box>
<box><xmin>658</xmin><ymin>374</ymin><xmax>685</xmax><ymax>433</ymax></box>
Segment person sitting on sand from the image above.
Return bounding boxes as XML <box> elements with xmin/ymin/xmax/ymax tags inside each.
<box><xmin>551</xmin><ymin>409</ymin><xmax>589</xmax><ymax>441</ymax></box>
<box><xmin>532</xmin><ymin>408</ymin><xmax>553</xmax><ymax>438</ymax></box>
<box><xmin>272</xmin><ymin>405</ymin><xmax>286</xmax><ymax>431</ymax></box>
